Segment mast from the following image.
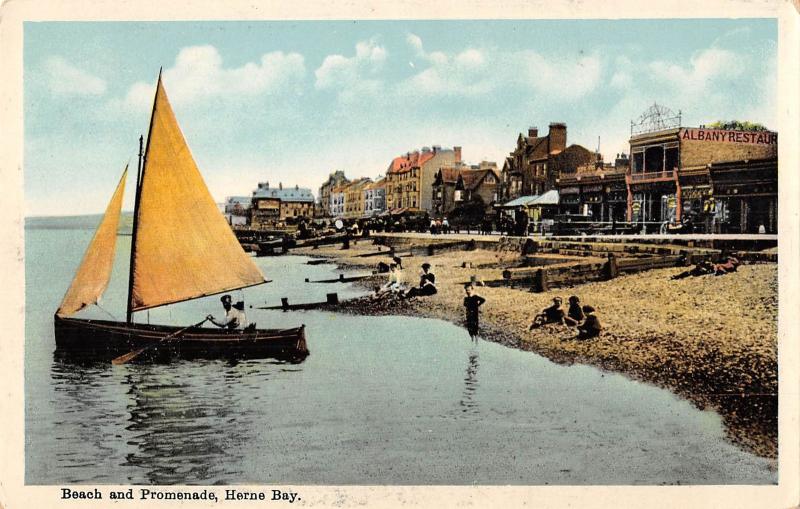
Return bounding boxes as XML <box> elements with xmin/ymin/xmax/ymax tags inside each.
<box><xmin>126</xmin><ymin>69</ymin><xmax>162</xmax><ymax>323</ymax></box>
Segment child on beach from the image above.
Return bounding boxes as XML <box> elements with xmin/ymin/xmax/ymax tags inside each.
<box><xmin>374</xmin><ymin>263</ymin><xmax>404</xmax><ymax>298</ymax></box>
<box><xmin>530</xmin><ymin>297</ymin><xmax>566</xmax><ymax>329</ymax></box>
<box><xmin>463</xmin><ymin>284</ymin><xmax>486</xmax><ymax>341</ymax></box>
<box><xmin>402</xmin><ymin>263</ymin><xmax>437</xmax><ymax>299</ymax></box>
<box><xmin>576</xmin><ymin>305</ymin><xmax>602</xmax><ymax>340</ymax></box>
<box><xmin>564</xmin><ymin>295</ymin><xmax>585</xmax><ymax>326</ymax></box>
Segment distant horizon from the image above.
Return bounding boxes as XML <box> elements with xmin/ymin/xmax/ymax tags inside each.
<box><xmin>24</xmin><ymin>19</ymin><xmax>777</xmax><ymax>217</ymax></box>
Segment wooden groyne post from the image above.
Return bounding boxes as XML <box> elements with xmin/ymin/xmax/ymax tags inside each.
<box><xmin>532</xmin><ymin>268</ymin><xmax>549</xmax><ymax>293</ymax></box>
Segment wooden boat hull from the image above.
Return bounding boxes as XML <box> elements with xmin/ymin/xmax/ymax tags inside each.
<box><xmin>54</xmin><ymin>315</ymin><xmax>308</xmax><ymax>362</ymax></box>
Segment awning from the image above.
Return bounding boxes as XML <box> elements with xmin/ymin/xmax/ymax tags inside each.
<box><xmin>499</xmin><ymin>195</ymin><xmax>539</xmax><ymax>208</ymax></box>
<box><xmin>529</xmin><ymin>190</ymin><xmax>559</xmax><ymax>206</ymax></box>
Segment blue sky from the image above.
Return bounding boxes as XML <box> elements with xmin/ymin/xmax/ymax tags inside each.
<box><xmin>24</xmin><ymin>19</ymin><xmax>777</xmax><ymax>216</ymax></box>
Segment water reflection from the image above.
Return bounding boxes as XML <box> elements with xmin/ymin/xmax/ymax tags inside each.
<box><xmin>458</xmin><ymin>350</ymin><xmax>480</xmax><ymax>415</ymax></box>
<box><xmin>49</xmin><ymin>358</ymin><xmax>126</xmax><ymax>483</ymax></box>
<box><xmin>122</xmin><ymin>362</ymin><xmax>251</xmax><ymax>484</ymax></box>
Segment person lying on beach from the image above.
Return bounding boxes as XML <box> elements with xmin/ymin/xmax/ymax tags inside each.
<box><xmin>530</xmin><ymin>297</ymin><xmax>566</xmax><ymax>329</ymax></box>
<box><xmin>576</xmin><ymin>305</ymin><xmax>602</xmax><ymax>340</ymax></box>
<box><xmin>564</xmin><ymin>295</ymin><xmax>584</xmax><ymax>326</ymax></box>
<box><xmin>670</xmin><ymin>260</ymin><xmax>715</xmax><ymax>280</ymax></box>
<box><xmin>463</xmin><ymin>284</ymin><xmax>486</xmax><ymax>340</ymax></box>
<box><xmin>373</xmin><ymin>264</ymin><xmax>404</xmax><ymax>297</ymax></box>
<box><xmin>714</xmin><ymin>256</ymin><xmax>740</xmax><ymax>276</ymax></box>
<box><xmin>402</xmin><ymin>263</ymin><xmax>437</xmax><ymax>299</ymax></box>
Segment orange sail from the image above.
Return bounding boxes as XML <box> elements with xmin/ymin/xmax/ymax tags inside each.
<box><xmin>129</xmin><ymin>76</ymin><xmax>265</xmax><ymax>312</ymax></box>
<box><xmin>56</xmin><ymin>167</ymin><xmax>128</xmax><ymax>317</ymax></box>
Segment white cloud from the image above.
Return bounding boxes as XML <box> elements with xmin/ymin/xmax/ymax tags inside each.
<box><xmin>120</xmin><ymin>45</ymin><xmax>306</xmax><ymax>110</ymax></box>
<box><xmin>515</xmin><ymin>51</ymin><xmax>603</xmax><ymax>101</ymax></box>
<box><xmin>406</xmin><ymin>33</ymin><xmax>424</xmax><ymax>56</ymax></box>
<box><xmin>315</xmin><ymin>40</ymin><xmax>387</xmax><ymax>91</ymax></box>
<box><xmin>400</xmin><ymin>35</ymin><xmax>602</xmax><ymax>101</ymax></box>
<box><xmin>648</xmin><ymin>47</ymin><xmax>744</xmax><ymax>92</ymax></box>
<box><xmin>399</xmin><ymin>36</ymin><xmax>492</xmax><ymax>97</ymax></box>
<box><xmin>43</xmin><ymin>56</ymin><xmax>107</xmax><ymax>96</ymax></box>
<box><xmin>610</xmin><ymin>71</ymin><xmax>632</xmax><ymax>90</ymax></box>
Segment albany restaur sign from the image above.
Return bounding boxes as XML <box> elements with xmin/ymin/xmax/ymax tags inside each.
<box><xmin>680</xmin><ymin>128</ymin><xmax>777</xmax><ymax>145</ymax></box>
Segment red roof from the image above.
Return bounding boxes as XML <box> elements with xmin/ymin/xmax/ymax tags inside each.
<box><xmin>388</xmin><ymin>150</ymin><xmax>436</xmax><ymax>174</ymax></box>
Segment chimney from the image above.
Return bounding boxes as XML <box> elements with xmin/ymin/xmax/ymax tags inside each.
<box><xmin>528</xmin><ymin>127</ymin><xmax>538</xmax><ymax>137</ymax></box>
<box><xmin>279</xmin><ymin>182</ymin><xmax>283</xmax><ymax>190</ymax></box>
<box><xmin>454</xmin><ymin>146</ymin><xmax>462</xmax><ymax>163</ymax></box>
<box><xmin>548</xmin><ymin>123</ymin><xmax>567</xmax><ymax>152</ymax></box>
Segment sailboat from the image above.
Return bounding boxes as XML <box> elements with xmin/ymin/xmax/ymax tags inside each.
<box><xmin>53</xmin><ymin>73</ymin><xmax>308</xmax><ymax>362</ymax></box>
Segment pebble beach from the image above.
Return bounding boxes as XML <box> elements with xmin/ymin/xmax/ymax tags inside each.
<box><xmin>295</xmin><ymin>239</ymin><xmax>779</xmax><ymax>461</ymax></box>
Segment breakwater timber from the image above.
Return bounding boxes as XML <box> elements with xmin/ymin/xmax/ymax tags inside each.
<box><xmin>295</xmin><ymin>234</ymin><xmax>778</xmax><ymax>460</ymax></box>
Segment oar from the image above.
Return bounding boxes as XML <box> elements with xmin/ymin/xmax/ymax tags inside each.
<box><xmin>111</xmin><ymin>318</ymin><xmax>208</xmax><ymax>365</ymax></box>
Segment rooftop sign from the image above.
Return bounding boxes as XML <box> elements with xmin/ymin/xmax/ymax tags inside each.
<box><xmin>680</xmin><ymin>128</ymin><xmax>777</xmax><ymax>146</ymax></box>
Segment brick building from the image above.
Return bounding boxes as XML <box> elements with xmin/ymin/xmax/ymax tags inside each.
<box><xmin>384</xmin><ymin>145</ymin><xmax>461</xmax><ymax>213</ymax></box>
<box><xmin>432</xmin><ymin>162</ymin><xmax>499</xmax><ymax>217</ymax></box>
<box><xmin>627</xmin><ymin>125</ymin><xmax>777</xmax><ymax>233</ymax></box>
<box><xmin>500</xmin><ymin>123</ymin><xmax>571</xmax><ymax>201</ymax></box>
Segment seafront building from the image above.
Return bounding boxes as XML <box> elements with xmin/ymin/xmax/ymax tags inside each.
<box><xmin>626</xmin><ymin>104</ymin><xmax>778</xmax><ymax>233</ymax></box>
<box><xmin>250</xmin><ymin>182</ymin><xmax>315</xmax><ymax>228</ymax></box>
<box><xmin>499</xmin><ymin>123</ymin><xmax>596</xmax><ymax>203</ymax></box>
<box><xmin>556</xmin><ymin>153</ymin><xmax>629</xmax><ymax>222</ymax></box>
<box><xmin>224</xmin><ymin>196</ymin><xmax>252</xmax><ymax>226</ymax></box>
<box><xmin>384</xmin><ymin>145</ymin><xmax>462</xmax><ymax>213</ymax></box>
<box><xmin>432</xmin><ymin>161</ymin><xmax>499</xmax><ymax>217</ymax></box>
<box><xmin>318</xmin><ymin>170</ymin><xmax>349</xmax><ymax>218</ymax></box>
<box><xmin>343</xmin><ymin>178</ymin><xmax>372</xmax><ymax>220</ymax></box>
<box><xmin>363</xmin><ymin>177</ymin><xmax>387</xmax><ymax>217</ymax></box>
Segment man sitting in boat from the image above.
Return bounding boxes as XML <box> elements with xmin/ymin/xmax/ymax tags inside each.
<box><xmin>207</xmin><ymin>294</ymin><xmax>247</xmax><ymax>329</ymax></box>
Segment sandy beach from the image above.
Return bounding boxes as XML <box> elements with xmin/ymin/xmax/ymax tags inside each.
<box><xmin>295</xmin><ymin>239</ymin><xmax>778</xmax><ymax>461</ymax></box>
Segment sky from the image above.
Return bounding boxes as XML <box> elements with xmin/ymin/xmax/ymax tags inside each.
<box><xmin>23</xmin><ymin>19</ymin><xmax>777</xmax><ymax>216</ymax></box>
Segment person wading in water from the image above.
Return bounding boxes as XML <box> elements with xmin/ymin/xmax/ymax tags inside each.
<box><xmin>463</xmin><ymin>284</ymin><xmax>486</xmax><ymax>341</ymax></box>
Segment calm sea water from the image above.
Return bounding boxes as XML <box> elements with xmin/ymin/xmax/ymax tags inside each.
<box><xmin>25</xmin><ymin>225</ymin><xmax>776</xmax><ymax>485</ymax></box>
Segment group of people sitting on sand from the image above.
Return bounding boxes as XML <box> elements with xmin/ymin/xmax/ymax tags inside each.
<box><xmin>670</xmin><ymin>255</ymin><xmax>740</xmax><ymax>280</ymax></box>
<box><xmin>529</xmin><ymin>295</ymin><xmax>602</xmax><ymax>340</ymax></box>
<box><xmin>373</xmin><ymin>260</ymin><xmax>438</xmax><ymax>300</ymax></box>
<box><xmin>371</xmin><ymin>256</ymin><xmax>601</xmax><ymax>341</ymax></box>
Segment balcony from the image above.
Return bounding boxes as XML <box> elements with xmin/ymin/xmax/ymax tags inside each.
<box><xmin>627</xmin><ymin>169</ymin><xmax>676</xmax><ymax>184</ymax></box>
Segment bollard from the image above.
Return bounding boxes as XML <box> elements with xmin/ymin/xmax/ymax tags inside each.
<box><xmin>281</xmin><ymin>297</ymin><xmax>289</xmax><ymax>311</ymax></box>
<box><xmin>326</xmin><ymin>293</ymin><xmax>339</xmax><ymax>305</ymax></box>
<box><xmin>304</xmin><ymin>278</ymin><xmax>310</xmax><ymax>283</ymax></box>
<box><xmin>339</xmin><ymin>274</ymin><xmax>345</xmax><ymax>281</ymax></box>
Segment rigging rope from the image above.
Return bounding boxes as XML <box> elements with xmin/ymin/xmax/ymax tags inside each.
<box><xmin>94</xmin><ymin>303</ymin><xmax>119</xmax><ymax>321</ymax></box>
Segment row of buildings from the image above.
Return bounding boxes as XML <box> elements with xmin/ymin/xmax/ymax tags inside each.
<box><xmin>226</xmin><ymin>104</ymin><xmax>778</xmax><ymax>234</ymax></box>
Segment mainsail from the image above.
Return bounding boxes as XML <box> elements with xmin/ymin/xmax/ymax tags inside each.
<box><xmin>56</xmin><ymin>167</ymin><xmax>128</xmax><ymax>317</ymax></box>
<box><xmin>129</xmin><ymin>76</ymin><xmax>265</xmax><ymax>312</ymax></box>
